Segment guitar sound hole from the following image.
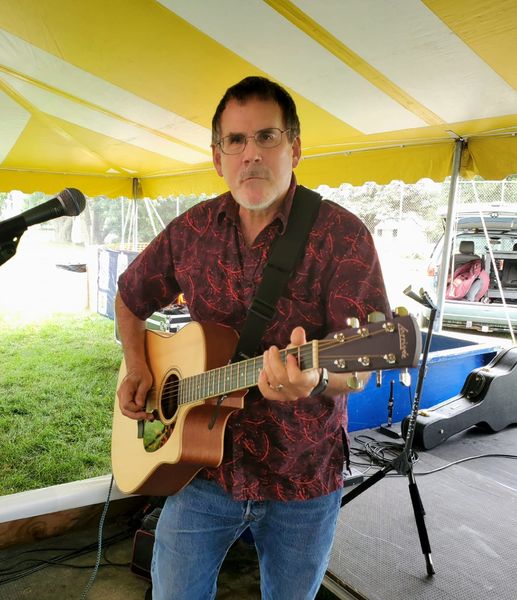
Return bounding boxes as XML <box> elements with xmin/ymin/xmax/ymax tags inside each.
<box><xmin>161</xmin><ymin>373</ymin><xmax>179</xmax><ymax>420</ymax></box>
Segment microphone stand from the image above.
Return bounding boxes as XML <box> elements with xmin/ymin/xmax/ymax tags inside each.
<box><xmin>341</xmin><ymin>287</ymin><xmax>437</xmax><ymax>576</ymax></box>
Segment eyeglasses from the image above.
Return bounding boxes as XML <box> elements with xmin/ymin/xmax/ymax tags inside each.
<box><xmin>217</xmin><ymin>128</ymin><xmax>291</xmax><ymax>155</ymax></box>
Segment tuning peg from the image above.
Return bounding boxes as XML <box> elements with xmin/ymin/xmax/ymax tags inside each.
<box><xmin>399</xmin><ymin>368</ymin><xmax>411</xmax><ymax>387</ymax></box>
<box><xmin>346</xmin><ymin>317</ymin><xmax>360</xmax><ymax>328</ymax></box>
<box><xmin>347</xmin><ymin>372</ymin><xmax>365</xmax><ymax>391</ymax></box>
<box><xmin>368</xmin><ymin>311</ymin><xmax>386</xmax><ymax>322</ymax></box>
<box><xmin>393</xmin><ymin>306</ymin><xmax>409</xmax><ymax>316</ymax></box>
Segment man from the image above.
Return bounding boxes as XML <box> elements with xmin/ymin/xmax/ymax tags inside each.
<box><xmin>116</xmin><ymin>76</ymin><xmax>390</xmax><ymax>600</ymax></box>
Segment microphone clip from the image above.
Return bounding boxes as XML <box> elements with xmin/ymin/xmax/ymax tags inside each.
<box><xmin>403</xmin><ymin>285</ymin><xmax>436</xmax><ymax>311</ymax></box>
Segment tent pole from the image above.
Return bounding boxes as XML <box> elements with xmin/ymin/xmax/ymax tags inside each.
<box><xmin>132</xmin><ymin>178</ymin><xmax>140</xmax><ymax>252</ymax></box>
<box><xmin>433</xmin><ymin>139</ymin><xmax>464</xmax><ymax>332</ymax></box>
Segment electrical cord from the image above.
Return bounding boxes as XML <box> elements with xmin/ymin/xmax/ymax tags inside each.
<box><xmin>0</xmin><ymin>528</ymin><xmax>131</xmax><ymax>583</ymax></box>
<box><xmin>5</xmin><ymin>558</ymin><xmax>129</xmax><ymax>571</ymax></box>
<box><xmin>350</xmin><ymin>435</ymin><xmax>517</xmax><ymax>478</ymax></box>
<box><xmin>351</xmin><ymin>434</ymin><xmax>419</xmax><ymax>471</ymax></box>
<box><xmin>79</xmin><ymin>474</ymin><xmax>114</xmax><ymax>600</ymax></box>
<box><xmin>413</xmin><ymin>453</ymin><xmax>517</xmax><ymax>475</ymax></box>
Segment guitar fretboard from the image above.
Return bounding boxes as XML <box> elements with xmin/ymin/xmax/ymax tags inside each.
<box><xmin>178</xmin><ymin>342</ymin><xmax>316</xmax><ymax>405</ymax></box>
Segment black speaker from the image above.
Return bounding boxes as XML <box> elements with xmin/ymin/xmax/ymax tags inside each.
<box><xmin>130</xmin><ymin>529</ymin><xmax>155</xmax><ymax>580</ymax></box>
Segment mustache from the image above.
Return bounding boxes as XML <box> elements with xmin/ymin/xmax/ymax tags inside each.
<box><xmin>239</xmin><ymin>168</ymin><xmax>268</xmax><ymax>181</ymax></box>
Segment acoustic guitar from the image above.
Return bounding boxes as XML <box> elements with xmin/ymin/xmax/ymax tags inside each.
<box><xmin>112</xmin><ymin>313</ymin><xmax>421</xmax><ymax>496</ymax></box>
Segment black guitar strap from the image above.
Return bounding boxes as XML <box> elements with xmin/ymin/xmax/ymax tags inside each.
<box><xmin>208</xmin><ymin>185</ymin><xmax>322</xmax><ymax>429</ymax></box>
<box><xmin>232</xmin><ymin>185</ymin><xmax>322</xmax><ymax>362</ymax></box>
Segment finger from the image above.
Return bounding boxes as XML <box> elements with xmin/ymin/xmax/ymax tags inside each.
<box><xmin>285</xmin><ymin>355</ymin><xmax>320</xmax><ymax>397</ymax></box>
<box><xmin>265</xmin><ymin>346</ymin><xmax>288</xmax><ymax>384</ymax></box>
<box><xmin>118</xmin><ymin>395</ymin><xmax>150</xmax><ymax>420</ymax></box>
<box><xmin>257</xmin><ymin>367</ymin><xmax>281</xmax><ymax>400</ymax></box>
<box><xmin>133</xmin><ymin>381</ymin><xmax>149</xmax><ymax>409</ymax></box>
<box><xmin>262</xmin><ymin>346</ymin><xmax>284</xmax><ymax>383</ymax></box>
<box><xmin>122</xmin><ymin>407</ymin><xmax>150</xmax><ymax>421</ymax></box>
<box><xmin>118</xmin><ymin>380</ymin><xmax>152</xmax><ymax>420</ymax></box>
<box><xmin>285</xmin><ymin>352</ymin><xmax>303</xmax><ymax>381</ymax></box>
<box><xmin>288</xmin><ymin>326</ymin><xmax>307</xmax><ymax>348</ymax></box>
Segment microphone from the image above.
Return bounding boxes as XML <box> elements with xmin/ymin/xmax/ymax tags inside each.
<box><xmin>0</xmin><ymin>188</ymin><xmax>86</xmax><ymax>242</ymax></box>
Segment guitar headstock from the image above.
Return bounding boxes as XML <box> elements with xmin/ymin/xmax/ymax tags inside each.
<box><xmin>320</xmin><ymin>311</ymin><xmax>421</xmax><ymax>374</ymax></box>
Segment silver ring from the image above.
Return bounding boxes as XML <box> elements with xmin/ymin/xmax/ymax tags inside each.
<box><xmin>275</xmin><ymin>384</ymin><xmax>284</xmax><ymax>392</ymax></box>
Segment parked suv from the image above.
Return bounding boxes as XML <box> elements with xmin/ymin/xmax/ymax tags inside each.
<box><xmin>425</xmin><ymin>204</ymin><xmax>517</xmax><ymax>332</ymax></box>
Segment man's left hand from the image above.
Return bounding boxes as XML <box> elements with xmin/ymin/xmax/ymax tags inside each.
<box><xmin>258</xmin><ymin>326</ymin><xmax>320</xmax><ymax>401</ymax></box>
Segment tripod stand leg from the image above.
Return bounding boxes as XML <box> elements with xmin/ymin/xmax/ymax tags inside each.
<box><xmin>408</xmin><ymin>474</ymin><xmax>435</xmax><ymax>576</ymax></box>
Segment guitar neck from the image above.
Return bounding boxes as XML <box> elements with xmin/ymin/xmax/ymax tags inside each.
<box><xmin>175</xmin><ymin>313</ymin><xmax>421</xmax><ymax>406</ymax></box>
<box><xmin>178</xmin><ymin>342</ymin><xmax>316</xmax><ymax>406</ymax></box>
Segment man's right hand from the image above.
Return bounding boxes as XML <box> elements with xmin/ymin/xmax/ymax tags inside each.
<box><xmin>117</xmin><ymin>366</ymin><xmax>154</xmax><ymax>421</ymax></box>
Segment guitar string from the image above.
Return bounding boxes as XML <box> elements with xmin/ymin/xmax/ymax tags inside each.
<box><xmin>157</xmin><ymin>336</ymin><xmax>353</xmax><ymax>400</ymax></box>
<box><xmin>151</xmin><ymin>328</ymin><xmax>401</xmax><ymax>403</ymax></box>
<box><xmin>154</xmin><ymin>326</ymin><xmax>409</xmax><ymax>413</ymax></box>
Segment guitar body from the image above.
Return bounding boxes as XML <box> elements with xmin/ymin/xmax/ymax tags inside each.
<box><xmin>112</xmin><ymin>322</ymin><xmax>241</xmax><ymax>496</ymax></box>
<box><xmin>404</xmin><ymin>346</ymin><xmax>517</xmax><ymax>450</ymax></box>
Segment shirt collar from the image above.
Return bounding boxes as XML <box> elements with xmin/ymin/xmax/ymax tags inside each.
<box><xmin>216</xmin><ymin>174</ymin><xmax>298</xmax><ymax>235</ymax></box>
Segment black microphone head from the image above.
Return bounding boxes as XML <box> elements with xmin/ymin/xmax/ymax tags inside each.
<box><xmin>57</xmin><ymin>188</ymin><xmax>86</xmax><ymax>217</ymax></box>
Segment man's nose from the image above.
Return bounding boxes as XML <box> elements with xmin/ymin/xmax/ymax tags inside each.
<box><xmin>242</xmin><ymin>136</ymin><xmax>262</xmax><ymax>161</ymax></box>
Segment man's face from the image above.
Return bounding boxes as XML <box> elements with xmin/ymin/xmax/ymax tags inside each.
<box><xmin>212</xmin><ymin>97</ymin><xmax>301</xmax><ymax>212</ymax></box>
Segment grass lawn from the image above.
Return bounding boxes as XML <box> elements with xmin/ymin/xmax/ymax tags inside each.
<box><xmin>0</xmin><ymin>312</ymin><xmax>122</xmax><ymax>495</ymax></box>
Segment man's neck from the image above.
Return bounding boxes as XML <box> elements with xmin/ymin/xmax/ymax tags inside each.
<box><xmin>239</xmin><ymin>202</ymin><xmax>280</xmax><ymax>247</ymax></box>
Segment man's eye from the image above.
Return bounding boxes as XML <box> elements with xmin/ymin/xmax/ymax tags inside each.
<box><xmin>257</xmin><ymin>129</ymin><xmax>276</xmax><ymax>143</ymax></box>
<box><xmin>227</xmin><ymin>134</ymin><xmax>246</xmax><ymax>145</ymax></box>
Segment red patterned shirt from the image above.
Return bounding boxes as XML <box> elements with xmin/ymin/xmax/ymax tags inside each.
<box><xmin>118</xmin><ymin>176</ymin><xmax>390</xmax><ymax>501</ymax></box>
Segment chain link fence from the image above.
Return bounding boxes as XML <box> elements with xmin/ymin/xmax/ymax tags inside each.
<box><xmin>2</xmin><ymin>178</ymin><xmax>517</xmax><ymax>316</ymax></box>
<box><xmin>4</xmin><ymin>178</ymin><xmax>516</xmax><ymax>254</ymax></box>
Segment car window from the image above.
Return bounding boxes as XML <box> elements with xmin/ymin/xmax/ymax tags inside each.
<box><xmin>495</xmin><ymin>237</ymin><xmax>517</xmax><ymax>252</ymax></box>
<box><xmin>452</xmin><ymin>234</ymin><xmax>485</xmax><ymax>256</ymax></box>
<box><xmin>452</xmin><ymin>233</ymin><xmax>517</xmax><ymax>256</ymax></box>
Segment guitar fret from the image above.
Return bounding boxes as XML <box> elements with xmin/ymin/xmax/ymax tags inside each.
<box><xmin>190</xmin><ymin>375</ymin><xmax>194</xmax><ymax>403</ymax></box>
<box><xmin>228</xmin><ymin>363</ymin><xmax>233</xmax><ymax>391</ymax></box>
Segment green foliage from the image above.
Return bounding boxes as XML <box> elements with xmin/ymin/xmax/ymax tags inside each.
<box><xmin>0</xmin><ymin>313</ymin><xmax>123</xmax><ymax>495</ymax></box>
<box><xmin>83</xmin><ymin>193</ymin><xmax>216</xmax><ymax>245</ymax></box>
<box><xmin>317</xmin><ymin>178</ymin><xmax>517</xmax><ymax>246</ymax></box>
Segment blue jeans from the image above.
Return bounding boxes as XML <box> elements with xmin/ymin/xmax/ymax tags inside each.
<box><xmin>151</xmin><ymin>478</ymin><xmax>342</xmax><ymax>600</ymax></box>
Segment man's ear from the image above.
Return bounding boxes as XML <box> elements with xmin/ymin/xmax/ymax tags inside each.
<box><xmin>292</xmin><ymin>136</ymin><xmax>301</xmax><ymax>169</ymax></box>
<box><xmin>212</xmin><ymin>145</ymin><xmax>223</xmax><ymax>177</ymax></box>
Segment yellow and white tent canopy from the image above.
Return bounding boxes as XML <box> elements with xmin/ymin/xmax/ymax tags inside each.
<box><xmin>1</xmin><ymin>0</ymin><xmax>517</xmax><ymax>198</ymax></box>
